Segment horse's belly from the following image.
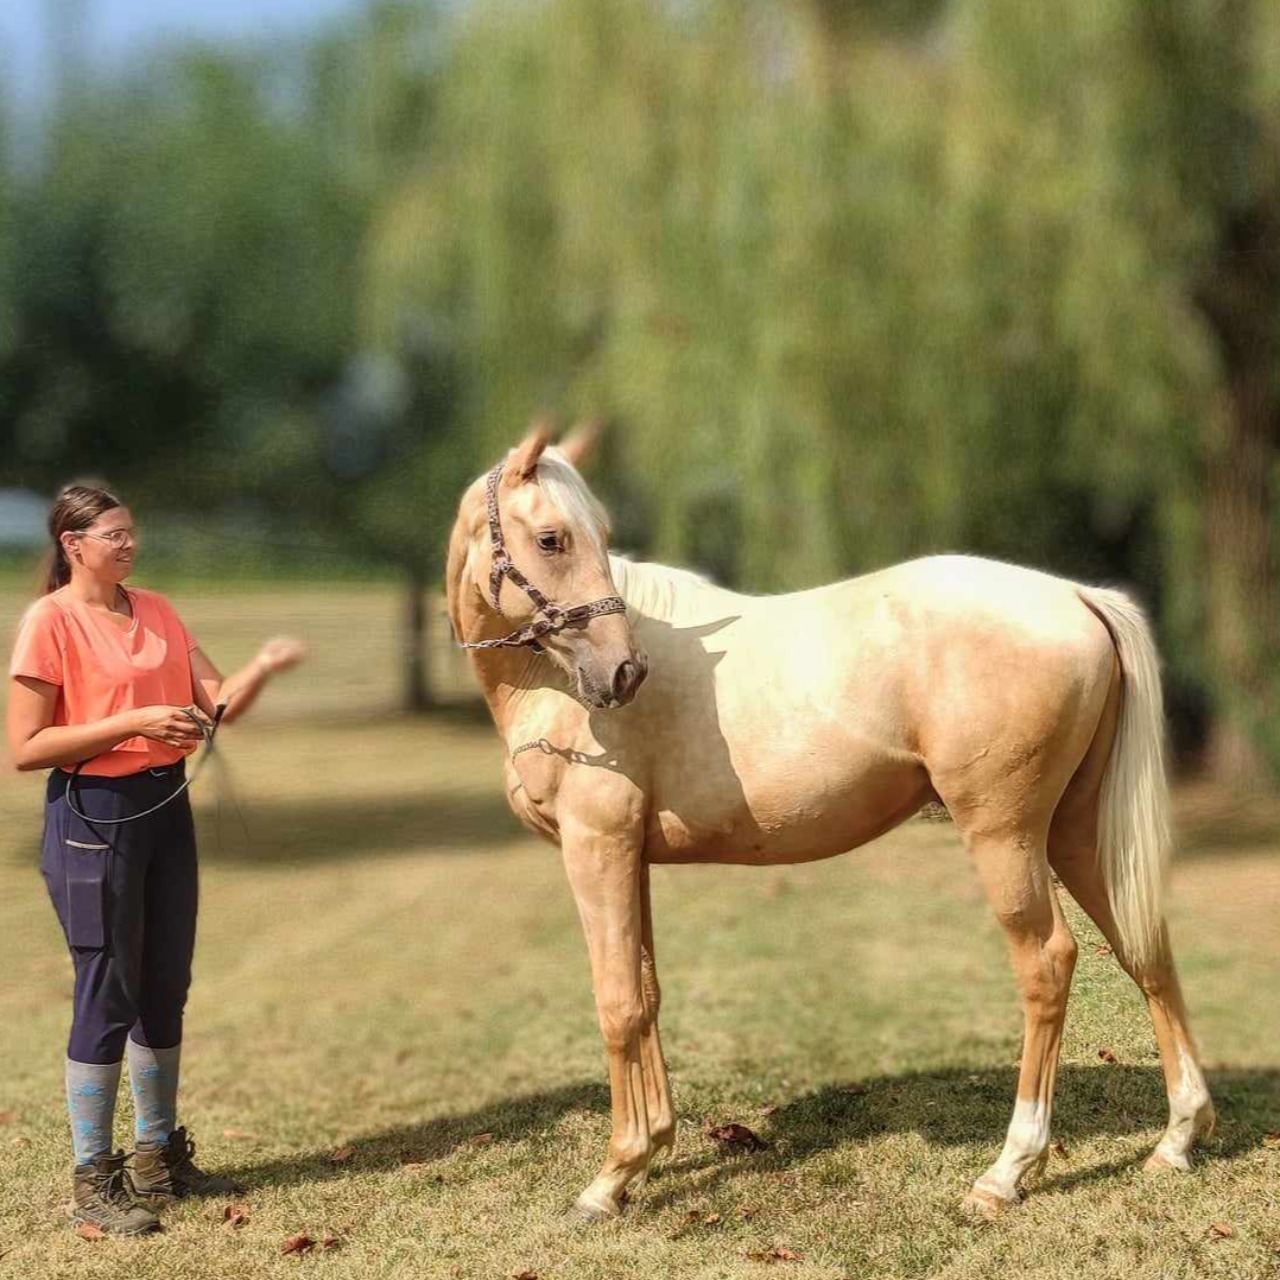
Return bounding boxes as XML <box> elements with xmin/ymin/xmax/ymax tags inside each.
<box><xmin>644</xmin><ymin>754</ymin><xmax>930</xmax><ymax>866</ymax></box>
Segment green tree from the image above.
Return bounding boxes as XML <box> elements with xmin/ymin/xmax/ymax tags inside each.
<box><xmin>374</xmin><ymin>0</ymin><xmax>1277</xmax><ymax>770</ymax></box>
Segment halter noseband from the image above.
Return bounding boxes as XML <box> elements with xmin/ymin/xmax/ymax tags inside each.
<box><xmin>459</xmin><ymin>460</ymin><xmax>628</xmax><ymax>652</ymax></box>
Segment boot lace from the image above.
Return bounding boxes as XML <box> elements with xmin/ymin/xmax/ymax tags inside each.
<box><xmin>101</xmin><ymin>1160</ymin><xmax>137</xmax><ymax>1208</ymax></box>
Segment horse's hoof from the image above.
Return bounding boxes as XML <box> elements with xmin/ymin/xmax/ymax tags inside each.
<box><xmin>962</xmin><ymin>1186</ymin><xmax>1016</xmax><ymax>1221</ymax></box>
<box><xmin>572</xmin><ymin>1192</ymin><xmax>622</xmax><ymax>1223</ymax></box>
<box><xmin>1143</xmin><ymin>1148</ymin><xmax>1191</xmax><ymax>1174</ymax></box>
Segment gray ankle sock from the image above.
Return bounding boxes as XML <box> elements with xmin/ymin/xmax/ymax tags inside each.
<box><xmin>65</xmin><ymin>1058</ymin><xmax>122</xmax><ymax>1165</ymax></box>
<box><xmin>127</xmin><ymin>1040</ymin><xmax>181</xmax><ymax>1147</ymax></box>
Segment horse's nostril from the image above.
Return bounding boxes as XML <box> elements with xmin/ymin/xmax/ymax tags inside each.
<box><xmin>612</xmin><ymin>661</ymin><xmax>633</xmax><ymax>702</ymax></box>
<box><xmin>612</xmin><ymin>659</ymin><xmax>643</xmax><ymax>704</ymax></box>
<box><xmin>611</xmin><ymin>657</ymin><xmax>648</xmax><ymax>704</ymax></box>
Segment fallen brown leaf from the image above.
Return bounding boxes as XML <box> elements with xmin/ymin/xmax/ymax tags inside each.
<box><xmin>320</xmin><ymin>1233</ymin><xmax>343</xmax><ymax>1251</ymax></box>
<box><xmin>1051</xmin><ymin>1141</ymin><xmax>1068</xmax><ymax>1159</ymax></box>
<box><xmin>746</xmin><ymin>1246</ymin><xmax>801</xmax><ymax>1263</ymax></box>
<box><xmin>401</xmin><ymin>1161</ymin><xmax>429</xmax><ymax>1172</ymax></box>
<box><xmin>759</xmin><ymin>1102</ymin><xmax>779</xmax><ymax>1116</ymax></box>
<box><xmin>513</xmin><ymin>1271</ymin><xmax>538</xmax><ymax>1280</ymax></box>
<box><xmin>837</xmin><ymin>1083</ymin><xmax>869</xmax><ymax>1097</ymax></box>
<box><xmin>11</xmin><ymin>1136</ymin><xmax>32</xmax><ymax>1149</ymax></box>
<box><xmin>684</xmin><ymin>1210</ymin><xmax>701</xmax><ymax>1223</ymax></box>
<box><xmin>1209</xmin><ymin>1221</ymin><xmax>1234</xmax><ymax>1239</ymax></box>
<box><xmin>222</xmin><ymin>1203</ymin><xmax>250</xmax><ymax>1228</ymax></box>
<box><xmin>328</xmin><ymin>1146</ymin><xmax>356</xmax><ymax>1166</ymax></box>
<box><xmin>283</xmin><ymin>1233</ymin><xmax>315</xmax><ymax>1255</ymax></box>
<box><xmin>1097</xmin><ymin>1048</ymin><xmax>1118</xmax><ymax>1064</ymax></box>
<box><xmin>1095</xmin><ymin>943</ymin><xmax>1113</xmax><ymax>956</ymax></box>
<box><xmin>0</xmin><ymin>1111</ymin><xmax>15</xmax><ymax>1124</ymax></box>
<box><xmin>75</xmin><ymin>1222</ymin><xmax>106</xmax><ymax>1241</ymax></box>
<box><xmin>223</xmin><ymin>1128</ymin><xmax>256</xmax><ymax>1140</ymax></box>
<box><xmin>467</xmin><ymin>1132</ymin><xmax>495</xmax><ymax>1147</ymax></box>
<box><xmin>704</xmin><ymin>1213</ymin><xmax>722</xmax><ymax>1225</ymax></box>
<box><xmin>706</xmin><ymin>1123</ymin><xmax>769</xmax><ymax>1152</ymax></box>
<box><xmin>739</xmin><ymin>1205</ymin><xmax>760</xmax><ymax>1219</ymax></box>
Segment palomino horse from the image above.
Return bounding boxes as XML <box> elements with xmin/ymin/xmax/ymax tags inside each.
<box><xmin>444</xmin><ymin>427</ymin><xmax>1215</xmax><ymax>1220</ymax></box>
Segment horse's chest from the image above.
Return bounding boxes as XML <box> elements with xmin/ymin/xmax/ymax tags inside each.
<box><xmin>505</xmin><ymin>756</ymin><xmax>562</xmax><ymax>843</ymax></box>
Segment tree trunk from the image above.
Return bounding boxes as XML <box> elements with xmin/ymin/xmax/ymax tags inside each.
<box><xmin>1197</xmin><ymin>206</ymin><xmax>1280</xmax><ymax>786</ymax></box>
<box><xmin>403</xmin><ymin>565</ymin><xmax>434</xmax><ymax>713</ymax></box>
<box><xmin>1203</xmin><ymin>380</ymin><xmax>1276</xmax><ymax>784</ymax></box>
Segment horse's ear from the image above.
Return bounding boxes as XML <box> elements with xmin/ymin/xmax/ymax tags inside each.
<box><xmin>506</xmin><ymin>422</ymin><xmax>553</xmax><ymax>483</ymax></box>
<box><xmin>559</xmin><ymin>418</ymin><xmax>604</xmax><ymax>471</ymax></box>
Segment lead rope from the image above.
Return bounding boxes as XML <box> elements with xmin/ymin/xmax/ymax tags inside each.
<box><xmin>63</xmin><ymin>703</ymin><xmax>227</xmax><ymax>826</ymax></box>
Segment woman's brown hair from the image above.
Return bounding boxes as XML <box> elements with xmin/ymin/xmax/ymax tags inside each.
<box><xmin>44</xmin><ymin>483</ymin><xmax>122</xmax><ymax>594</ymax></box>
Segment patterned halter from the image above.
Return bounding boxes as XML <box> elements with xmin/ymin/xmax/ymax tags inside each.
<box><xmin>458</xmin><ymin>461</ymin><xmax>627</xmax><ymax>652</ymax></box>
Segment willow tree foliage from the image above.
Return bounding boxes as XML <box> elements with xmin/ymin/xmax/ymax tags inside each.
<box><xmin>365</xmin><ymin>0</ymin><xmax>1278</xmax><ymax>771</ymax></box>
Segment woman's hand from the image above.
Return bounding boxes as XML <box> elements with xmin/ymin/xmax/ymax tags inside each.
<box><xmin>132</xmin><ymin>704</ymin><xmax>212</xmax><ymax>751</ymax></box>
<box><xmin>253</xmin><ymin>636</ymin><xmax>307</xmax><ymax>677</ymax></box>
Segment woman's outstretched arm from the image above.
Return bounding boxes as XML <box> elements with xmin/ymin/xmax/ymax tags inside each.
<box><xmin>190</xmin><ymin>637</ymin><xmax>307</xmax><ymax>726</ymax></box>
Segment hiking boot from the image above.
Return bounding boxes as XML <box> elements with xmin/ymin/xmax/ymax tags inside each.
<box><xmin>131</xmin><ymin>1127</ymin><xmax>244</xmax><ymax>1201</ymax></box>
<box><xmin>70</xmin><ymin>1151</ymin><xmax>162</xmax><ymax>1236</ymax></box>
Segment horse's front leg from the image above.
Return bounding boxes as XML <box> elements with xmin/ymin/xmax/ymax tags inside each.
<box><xmin>561</xmin><ymin>820</ymin><xmax>653</xmax><ymax>1220</ymax></box>
<box><xmin>638</xmin><ymin>859</ymin><xmax>675</xmax><ymax>1165</ymax></box>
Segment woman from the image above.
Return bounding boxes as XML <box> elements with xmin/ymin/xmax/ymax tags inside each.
<box><xmin>6</xmin><ymin>483</ymin><xmax>305</xmax><ymax>1236</ymax></box>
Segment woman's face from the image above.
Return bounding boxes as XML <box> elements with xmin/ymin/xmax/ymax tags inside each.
<box><xmin>64</xmin><ymin>507</ymin><xmax>139</xmax><ymax>584</ymax></box>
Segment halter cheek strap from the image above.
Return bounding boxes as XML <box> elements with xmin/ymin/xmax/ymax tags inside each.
<box><xmin>460</xmin><ymin>461</ymin><xmax>628</xmax><ymax>652</ymax></box>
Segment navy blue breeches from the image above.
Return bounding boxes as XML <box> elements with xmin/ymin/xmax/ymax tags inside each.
<box><xmin>41</xmin><ymin>766</ymin><xmax>198</xmax><ymax>1064</ymax></box>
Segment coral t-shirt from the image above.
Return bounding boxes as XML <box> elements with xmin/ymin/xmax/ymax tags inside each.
<box><xmin>9</xmin><ymin>586</ymin><xmax>200</xmax><ymax>776</ymax></box>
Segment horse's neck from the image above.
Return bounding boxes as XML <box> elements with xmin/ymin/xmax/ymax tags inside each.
<box><xmin>466</xmin><ymin>644</ymin><xmax>580</xmax><ymax>749</ymax></box>
<box><xmin>609</xmin><ymin>556</ymin><xmax>742</xmax><ymax>625</ymax></box>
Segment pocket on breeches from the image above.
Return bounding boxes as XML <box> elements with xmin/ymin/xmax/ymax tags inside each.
<box><xmin>62</xmin><ymin>840</ymin><xmax>110</xmax><ymax>949</ymax></box>
<box><xmin>43</xmin><ymin>793</ymin><xmax>116</xmax><ymax>952</ymax></box>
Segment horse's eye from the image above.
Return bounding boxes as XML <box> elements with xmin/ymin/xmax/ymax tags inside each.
<box><xmin>536</xmin><ymin>531</ymin><xmax>563</xmax><ymax>553</ymax></box>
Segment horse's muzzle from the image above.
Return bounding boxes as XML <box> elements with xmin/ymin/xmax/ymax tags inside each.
<box><xmin>579</xmin><ymin>652</ymin><xmax>649</xmax><ymax>710</ymax></box>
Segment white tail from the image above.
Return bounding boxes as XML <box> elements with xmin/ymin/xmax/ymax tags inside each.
<box><xmin>1076</xmin><ymin>586</ymin><xmax>1172</xmax><ymax>973</ymax></box>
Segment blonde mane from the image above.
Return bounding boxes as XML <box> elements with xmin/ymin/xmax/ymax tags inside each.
<box><xmin>607</xmin><ymin>556</ymin><xmax>741</xmax><ymax>624</ymax></box>
<box><xmin>536</xmin><ymin>448</ymin><xmax>610</xmax><ymax>559</ymax></box>
<box><xmin>534</xmin><ymin>448</ymin><xmax>740</xmax><ymax>625</ymax></box>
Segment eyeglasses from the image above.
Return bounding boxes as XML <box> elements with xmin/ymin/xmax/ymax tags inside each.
<box><xmin>78</xmin><ymin>527</ymin><xmax>140</xmax><ymax>549</ymax></box>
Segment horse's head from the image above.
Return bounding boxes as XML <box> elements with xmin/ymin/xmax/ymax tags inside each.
<box><xmin>446</xmin><ymin>423</ymin><xmax>648</xmax><ymax>710</ymax></box>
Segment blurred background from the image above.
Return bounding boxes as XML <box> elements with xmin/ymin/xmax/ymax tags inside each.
<box><xmin>0</xmin><ymin>0</ymin><xmax>1278</xmax><ymax>776</ymax></box>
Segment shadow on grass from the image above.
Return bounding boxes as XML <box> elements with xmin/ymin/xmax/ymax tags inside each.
<box><xmin>223</xmin><ymin>1080</ymin><xmax>610</xmax><ymax>1190</ymax></box>
<box><xmin>221</xmin><ymin>1064</ymin><xmax>1278</xmax><ymax>1204</ymax></box>
<box><xmin>643</xmin><ymin>1063</ymin><xmax>1278</xmax><ymax>1209</ymax></box>
<box><xmin>194</xmin><ymin>789</ymin><xmax>524</xmax><ymax>863</ymax></box>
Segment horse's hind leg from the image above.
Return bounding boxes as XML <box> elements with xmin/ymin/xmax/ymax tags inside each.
<box><xmin>961</xmin><ymin>827</ymin><xmax>1079</xmax><ymax>1216</ymax></box>
<box><xmin>1048</xmin><ymin>676</ymin><xmax>1215</xmax><ymax>1172</ymax></box>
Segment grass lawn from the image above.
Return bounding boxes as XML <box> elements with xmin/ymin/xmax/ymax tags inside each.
<box><xmin>1</xmin><ymin>582</ymin><xmax>1277</xmax><ymax>1279</ymax></box>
